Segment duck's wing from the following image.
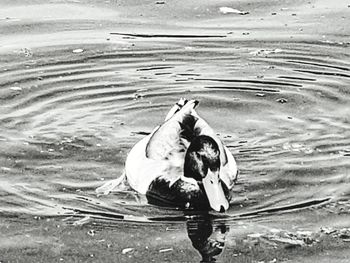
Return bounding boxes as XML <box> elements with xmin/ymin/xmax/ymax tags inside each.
<box><xmin>125</xmin><ymin>134</ymin><xmax>171</xmax><ymax>194</ymax></box>
<box><xmin>125</xmin><ymin>100</ymin><xmax>200</xmax><ymax>195</ymax></box>
<box><xmin>146</xmin><ymin>100</ymin><xmax>199</xmax><ymax>161</ymax></box>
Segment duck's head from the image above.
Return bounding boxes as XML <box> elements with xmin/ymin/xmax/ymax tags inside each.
<box><xmin>184</xmin><ymin>135</ymin><xmax>229</xmax><ymax>212</ymax></box>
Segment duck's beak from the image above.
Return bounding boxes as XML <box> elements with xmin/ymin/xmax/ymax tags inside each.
<box><xmin>202</xmin><ymin>169</ymin><xmax>229</xmax><ymax>212</ymax></box>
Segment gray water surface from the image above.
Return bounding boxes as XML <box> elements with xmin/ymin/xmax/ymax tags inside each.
<box><xmin>0</xmin><ymin>1</ymin><xmax>349</xmax><ymax>262</ymax></box>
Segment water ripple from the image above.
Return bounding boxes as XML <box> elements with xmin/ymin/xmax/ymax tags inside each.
<box><xmin>0</xmin><ymin>40</ymin><xmax>349</xmax><ymax>228</ymax></box>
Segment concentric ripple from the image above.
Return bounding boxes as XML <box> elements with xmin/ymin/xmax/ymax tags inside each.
<box><xmin>0</xmin><ymin>38</ymin><xmax>349</xmax><ymax>227</ymax></box>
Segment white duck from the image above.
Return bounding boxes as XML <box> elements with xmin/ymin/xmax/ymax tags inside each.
<box><xmin>97</xmin><ymin>99</ymin><xmax>238</xmax><ymax>212</ymax></box>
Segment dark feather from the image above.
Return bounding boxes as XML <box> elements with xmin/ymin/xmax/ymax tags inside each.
<box><xmin>179</xmin><ymin>114</ymin><xmax>200</xmax><ymax>142</ymax></box>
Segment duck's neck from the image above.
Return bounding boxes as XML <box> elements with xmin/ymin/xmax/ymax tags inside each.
<box><xmin>184</xmin><ymin>152</ymin><xmax>202</xmax><ymax>182</ymax></box>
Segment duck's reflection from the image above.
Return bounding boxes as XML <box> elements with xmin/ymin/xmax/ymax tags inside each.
<box><xmin>186</xmin><ymin>214</ymin><xmax>229</xmax><ymax>262</ymax></box>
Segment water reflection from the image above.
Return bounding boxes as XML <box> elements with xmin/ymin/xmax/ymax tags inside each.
<box><xmin>186</xmin><ymin>214</ymin><xmax>229</xmax><ymax>263</ymax></box>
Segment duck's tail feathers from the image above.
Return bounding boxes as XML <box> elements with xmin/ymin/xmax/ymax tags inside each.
<box><xmin>95</xmin><ymin>172</ymin><xmax>127</xmax><ymax>195</ymax></box>
<box><xmin>164</xmin><ymin>98</ymin><xmax>188</xmax><ymax>121</ymax></box>
<box><xmin>172</xmin><ymin>99</ymin><xmax>199</xmax><ymax>122</ymax></box>
<box><xmin>164</xmin><ymin>98</ymin><xmax>200</xmax><ymax>121</ymax></box>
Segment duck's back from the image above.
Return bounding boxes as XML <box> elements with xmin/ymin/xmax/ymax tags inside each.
<box><xmin>125</xmin><ymin>102</ymin><xmax>199</xmax><ymax>194</ymax></box>
<box><xmin>125</xmin><ymin>99</ymin><xmax>237</xmax><ymax>195</ymax></box>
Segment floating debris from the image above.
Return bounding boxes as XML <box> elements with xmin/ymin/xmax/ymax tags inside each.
<box><xmin>256</xmin><ymin>93</ymin><xmax>266</xmax><ymax>97</ymax></box>
<box><xmin>122</xmin><ymin>248</ymin><xmax>134</xmax><ymax>254</ymax></box>
<box><xmin>20</xmin><ymin>48</ymin><xmax>33</xmax><ymax>57</ymax></box>
<box><xmin>282</xmin><ymin>142</ymin><xmax>314</xmax><ymax>154</ymax></box>
<box><xmin>338</xmin><ymin>228</ymin><xmax>350</xmax><ymax>240</ymax></box>
<box><xmin>87</xmin><ymin>229</ymin><xmax>95</xmax><ymax>237</ymax></box>
<box><xmin>244</xmin><ymin>229</ymin><xmax>320</xmax><ymax>250</ymax></box>
<box><xmin>296</xmin><ymin>230</ymin><xmax>313</xmax><ymax>236</ymax></box>
<box><xmin>321</xmin><ymin>227</ymin><xmax>350</xmax><ymax>241</ymax></box>
<box><xmin>219</xmin><ymin>7</ymin><xmax>249</xmax><ymax>15</ymax></box>
<box><xmin>276</xmin><ymin>98</ymin><xmax>288</xmax><ymax>103</ymax></box>
<box><xmin>10</xmin><ymin>86</ymin><xmax>22</xmax><ymax>91</ymax></box>
<box><xmin>73</xmin><ymin>216</ymin><xmax>91</xmax><ymax>226</ymax></box>
<box><xmin>250</xmin><ymin>48</ymin><xmax>283</xmax><ymax>56</ymax></box>
<box><xmin>72</xmin><ymin>48</ymin><xmax>84</xmax><ymax>53</ymax></box>
<box><xmin>247</xmin><ymin>233</ymin><xmax>262</xmax><ymax>238</ymax></box>
<box><xmin>159</xmin><ymin>248</ymin><xmax>173</xmax><ymax>253</ymax></box>
<box><xmin>166</xmin><ymin>227</ymin><xmax>177</xmax><ymax>231</ymax></box>
<box><xmin>133</xmin><ymin>93</ymin><xmax>144</xmax><ymax>100</ymax></box>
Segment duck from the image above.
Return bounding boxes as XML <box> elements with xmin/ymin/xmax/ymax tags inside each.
<box><xmin>96</xmin><ymin>98</ymin><xmax>238</xmax><ymax>212</ymax></box>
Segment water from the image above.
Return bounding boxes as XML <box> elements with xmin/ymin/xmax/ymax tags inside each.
<box><xmin>0</xmin><ymin>1</ymin><xmax>349</xmax><ymax>262</ymax></box>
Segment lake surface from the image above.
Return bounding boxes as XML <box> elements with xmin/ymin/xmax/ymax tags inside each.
<box><xmin>0</xmin><ymin>1</ymin><xmax>349</xmax><ymax>262</ymax></box>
